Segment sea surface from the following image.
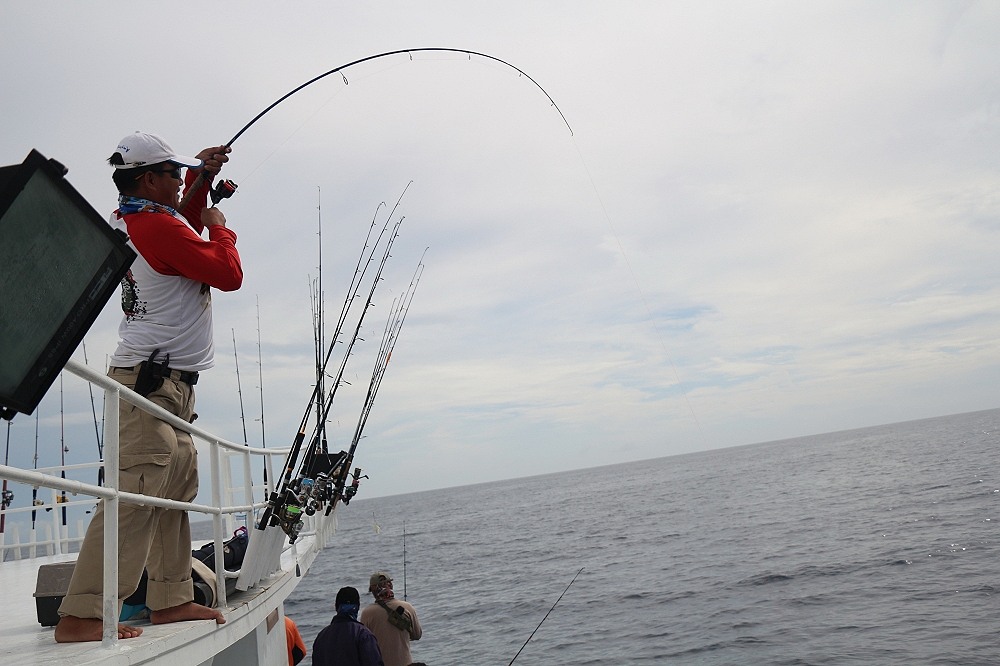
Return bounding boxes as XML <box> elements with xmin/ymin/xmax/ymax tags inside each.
<box><xmin>286</xmin><ymin>409</ymin><xmax>999</xmax><ymax>665</ymax></box>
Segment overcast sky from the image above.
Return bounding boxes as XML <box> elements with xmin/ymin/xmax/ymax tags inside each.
<box><xmin>2</xmin><ymin>1</ymin><xmax>998</xmax><ymax>499</ymax></box>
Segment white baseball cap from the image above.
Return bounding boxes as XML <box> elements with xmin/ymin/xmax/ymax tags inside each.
<box><xmin>110</xmin><ymin>131</ymin><xmax>202</xmax><ymax>169</ymax></box>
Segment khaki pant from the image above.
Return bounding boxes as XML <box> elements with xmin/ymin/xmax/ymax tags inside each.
<box><xmin>58</xmin><ymin>366</ymin><xmax>199</xmax><ymax>618</ymax></box>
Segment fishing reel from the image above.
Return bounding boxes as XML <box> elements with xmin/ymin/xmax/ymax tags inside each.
<box><xmin>266</xmin><ymin>484</ymin><xmax>307</xmax><ymax>541</ymax></box>
<box><xmin>341</xmin><ymin>467</ymin><xmax>367</xmax><ymax>506</ymax></box>
<box><xmin>267</xmin><ymin>453</ymin><xmax>361</xmax><ymax>538</ymax></box>
<box><xmin>275</xmin><ymin>470</ymin><xmax>337</xmax><ymax>540</ymax></box>
<box><xmin>1</xmin><ymin>489</ymin><xmax>12</xmax><ymax>509</ymax></box>
<box><xmin>309</xmin><ymin>472</ymin><xmax>334</xmax><ymax>515</ymax></box>
<box><xmin>297</xmin><ymin>472</ymin><xmax>333</xmax><ymax>516</ymax></box>
<box><xmin>209</xmin><ymin>179</ymin><xmax>238</xmax><ymax>206</ymax></box>
<box><xmin>278</xmin><ymin>501</ymin><xmax>305</xmax><ymax>543</ymax></box>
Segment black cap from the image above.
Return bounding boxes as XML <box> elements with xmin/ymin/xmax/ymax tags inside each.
<box><xmin>335</xmin><ymin>586</ymin><xmax>360</xmax><ymax>607</ymax></box>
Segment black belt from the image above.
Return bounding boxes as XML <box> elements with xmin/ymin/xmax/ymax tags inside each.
<box><xmin>111</xmin><ymin>364</ymin><xmax>199</xmax><ymax>386</ymax></box>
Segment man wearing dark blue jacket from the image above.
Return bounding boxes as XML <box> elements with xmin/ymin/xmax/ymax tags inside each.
<box><xmin>313</xmin><ymin>587</ymin><xmax>384</xmax><ymax>666</ymax></box>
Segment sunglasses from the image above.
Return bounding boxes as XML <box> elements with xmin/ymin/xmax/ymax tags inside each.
<box><xmin>136</xmin><ymin>165</ymin><xmax>183</xmax><ymax>180</ymax></box>
<box><xmin>152</xmin><ymin>166</ymin><xmax>183</xmax><ymax>180</ymax></box>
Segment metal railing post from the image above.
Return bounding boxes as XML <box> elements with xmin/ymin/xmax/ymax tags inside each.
<box><xmin>48</xmin><ymin>488</ymin><xmax>60</xmax><ymax>555</ymax></box>
<box><xmin>102</xmin><ymin>384</ymin><xmax>120</xmax><ymax>647</ymax></box>
<box><xmin>1</xmin><ymin>360</ymin><xmax>302</xmax><ymax>633</ymax></box>
<box><xmin>210</xmin><ymin>440</ymin><xmax>228</xmax><ymax>608</ymax></box>
<box><xmin>241</xmin><ymin>450</ymin><xmax>254</xmax><ymax>527</ymax></box>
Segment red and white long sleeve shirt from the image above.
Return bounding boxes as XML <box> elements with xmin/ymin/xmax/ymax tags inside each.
<box><xmin>109</xmin><ymin>174</ymin><xmax>243</xmax><ymax>372</ymax></box>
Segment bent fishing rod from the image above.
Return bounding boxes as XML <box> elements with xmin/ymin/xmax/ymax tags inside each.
<box><xmin>180</xmin><ymin>47</ymin><xmax>572</xmax><ymax>210</ymax></box>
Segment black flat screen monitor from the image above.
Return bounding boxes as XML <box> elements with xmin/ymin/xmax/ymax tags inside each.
<box><xmin>0</xmin><ymin>149</ymin><xmax>135</xmax><ymax>418</ymax></box>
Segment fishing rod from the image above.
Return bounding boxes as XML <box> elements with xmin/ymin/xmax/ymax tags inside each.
<box><xmin>231</xmin><ymin>330</ymin><xmax>252</xmax><ymax>528</ymax></box>
<box><xmin>264</xmin><ymin>228</ymin><xmax>396</xmax><ymax>539</ymax></box>
<box><xmin>41</xmin><ymin>375</ymin><xmax>71</xmax><ymax>524</ymax></box>
<box><xmin>339</xmin><ymin>254</ymin><xmax>424</xmax><ymax>469</ymax></box>
<box><xmin>1</xmin><ymin>421</ymin><xmax>12</xmax><ymax>534</ymax></box>
<box><xmin>257</xmin><ymin>196</ymin><xmax>408</xmax><ymax>540</ymax></box>
<box><xmin>31</xmin><ymin>410</ymin><xmax>39</xmax><ymax>530</ymax></box>
<box><xmin>326</xmin><ymin>242</ymin><xmax>424</xmax><ymax>512</ymax></box>
<box><xmin>294</xmin><ymin>208</ymin><xmax>399</xmax><ymax>480</ymax></box>
<box><xmin>254</xmin><ymin>209</ymin><xmax>387</xmax><ymax>535</ymax></box>
<box><xmin>81</xmin><ymin>342</ymin><xmax>104</xmax><ymax>487</ymax></box>
<box><xmin>508</xmin><ymin>567</ymin><xmax>585</xmax><ymax>665</ymax></box>
<box><xmin>255</xmin><ymin>296</ymin><xmax>269</xmax><ymax>494</ymax></box>
<box><xmin>297</xmin><ymin>215</ymin><xmax>408</xmax><ymax>516</ymax></box>
<box><xmin>402</xmin><ymin>521</ymin><xmax>407</xmax><ymax>601</ymax></box>
<box><xmin>292</xmin><ymin>187</ymin><xmax>408</xmax><ymax>484</ymax></box>
<box><xmin>303</xmin><ymin>255</ymin><xmax>423</xmax><ymax>528</ymax></box>
<box><xmin>179</xmin><ymin>47</ymin><xmax>572</xmax><ymax>211</ymax></box>
<box><xmin>289</xmin><ymin>188</ymin><xmax>333</xmax><ymax>536</ymax></box>
<box><xmin>293</xmin><ymin>194</ymin><xmax>395</xmax><ymax>450</ymax></box>
<box><xmin>316</xmin><ymin>187</ymin><xmax>325</xmax><ymax>427</ymax></box>
<box><xmin>232</xmin><ymin>329</ymin><xmax>249</xmax><ymax>446</ymax></box>
<box><xmin>58</xmin><ymin>373</ymin><xmax>67</xmax><ymax>526</ymax></box>
<box><xmin>309</xmin><ymin>187</ymin><xmax>329</xmax><ymax>464</ymax></box>
<box><xmin>307</xmin><ymin>272</ymin><xmax>324</xmax><ymax>452</ymax></box>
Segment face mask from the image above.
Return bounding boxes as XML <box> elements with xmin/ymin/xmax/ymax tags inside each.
<box><xmin>374</xmin><ymin>583</ymin><xmax>395</xmax><ymax>601</ymax></box>
<box><xmin>337</xmin><ymin>603</ymin><xmax>360</xmax><ymax>620</ymax></box>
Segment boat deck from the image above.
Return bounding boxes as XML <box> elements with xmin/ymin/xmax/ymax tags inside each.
<box><xmin>0</xmin><ymin>360</ymin><xmax>334</xmax><ymax>666</ymax></box>
<box><xmin>0</xmin><ymin>536</ymin><xmax>311</xmax><ymax>666</ymax></box>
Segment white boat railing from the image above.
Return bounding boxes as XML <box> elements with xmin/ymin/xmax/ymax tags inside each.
<box><xmin>0</xmin><ymin>358</ymin><xmax>294</xmax><ymax>647</ymax></box>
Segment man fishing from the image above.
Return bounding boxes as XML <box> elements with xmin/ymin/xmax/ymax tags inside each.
<box><xmin>360</xmin><ymin>571</ymin><xmax>422</xmax><ymax>666</ymax></box>
<box><xmin>55</xmin><ymin>131</ymin><xmax>240</xmax><ymax>642</ymax></box>
<box><xmin>313</xmin><ymin>586</ymin><xmax>384</xmax><ymax>666</ymax></box>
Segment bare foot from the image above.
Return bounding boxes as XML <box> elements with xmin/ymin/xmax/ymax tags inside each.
<box><xmin>54</xmin><ymin>615</ymin><xmax>143</xmax><ymax>642</ymax></box>
<box><xmin>150</xmin><ymin>601</ymin><xmax>226</xmax><ymax>625</ymax></box>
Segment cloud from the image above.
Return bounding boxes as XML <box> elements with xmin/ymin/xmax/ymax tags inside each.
<box><xmin>2</xmin><ymin>1</ymin><xmax>999</xmax><ymax>499</ymax></box>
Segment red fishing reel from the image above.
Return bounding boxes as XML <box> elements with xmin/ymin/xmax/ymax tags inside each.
<box><xmin>210</xmin><ymin>179</ymin><xmax>238</xmax><ymax>205</ymax></box>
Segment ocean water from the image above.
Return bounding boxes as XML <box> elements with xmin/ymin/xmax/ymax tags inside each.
<box><xmin>286</xmin><ymin>409</ymin><xmax>999</xmax><ymax>665</ymax></box>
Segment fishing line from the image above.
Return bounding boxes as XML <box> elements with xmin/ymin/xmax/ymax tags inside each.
<box><xmin>213</xmin><ymin>49</ymin><xmax>568</xmax><ymax>540</ymax></box>
<box><xmin>569</xmin><ymin>139</ymin><xmax>708</xmax><ymax>446</ymax></box>
<box><xmin>508</xmin><ymin>567</ymin><xmax>585</xmax><ymax>665</ymax></box>
<box><xmin>237</xmin><ymin>60</ymin><xmax>405</xmax><ymax>185</ymax></box>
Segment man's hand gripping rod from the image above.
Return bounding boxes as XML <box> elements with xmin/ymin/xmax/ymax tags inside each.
<box><xmin>178</xmin><ymin>167</ymin><xmax>237</xmax><ymax>212</ymax></box>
